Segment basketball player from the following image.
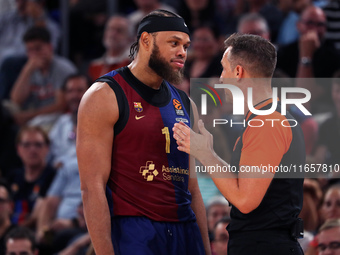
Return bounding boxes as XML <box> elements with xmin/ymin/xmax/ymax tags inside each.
<box><xmin>77</xmin><ymin>10</ymin><xmax>211</xmax><ymax>255</ymax></box>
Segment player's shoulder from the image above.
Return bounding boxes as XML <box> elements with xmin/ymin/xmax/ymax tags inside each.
<box><xmin>85</xmin><ymin>81</ymin><xmax>114</xmax><ymax>98</ymax></box>
<box><xmin>79</xmin><ymin>81</ymin><xmax>118</xmax><ymax>114</ymax></box>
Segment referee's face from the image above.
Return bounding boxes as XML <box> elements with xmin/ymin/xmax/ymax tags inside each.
<box><xmin>220</xmin><ymin>48</ymin><xmax>234</xmax><ymax>80</ymax></box>
<box><xmin>220</xmin><ymin>48</ymin><xmax>236</xmax><ymax>103</ymax></box>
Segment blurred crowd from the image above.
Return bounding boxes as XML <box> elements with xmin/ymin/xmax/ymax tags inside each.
<box><xmin>1</xmin><ymin>0</ymin><xmax>340</xmax><ymax>254</ymax></box>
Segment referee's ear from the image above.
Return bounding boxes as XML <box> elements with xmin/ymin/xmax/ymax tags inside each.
<box><xmin>234</xmin><ymin>65</ymin><xmax>245</xmax><ymax>80</ymax></box>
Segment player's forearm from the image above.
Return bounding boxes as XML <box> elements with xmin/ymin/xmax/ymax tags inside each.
<box><xmin>82</xmin><ymin>187</ymin><xmax>115</xmax><ymax>255</ymax></box>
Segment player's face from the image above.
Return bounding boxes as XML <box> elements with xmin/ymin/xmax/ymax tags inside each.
<box><xmin>148</xmin><ymin>31</ymin><xmax>190</xmax><ymax>84</ymax></box>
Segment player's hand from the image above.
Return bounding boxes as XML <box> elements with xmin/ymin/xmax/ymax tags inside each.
<box><xmin>173</xmin><ymin>120</ymin><xmax>214</xmax><ymax>160</ymax></box>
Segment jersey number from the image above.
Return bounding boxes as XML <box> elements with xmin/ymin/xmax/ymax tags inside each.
<box><xmin>162</xmin><ymin>127</ymin><xmax>170</xmax><ymax>153</ymax></box>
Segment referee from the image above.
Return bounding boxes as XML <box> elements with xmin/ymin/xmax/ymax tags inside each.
<box><xmin>173</xmin><ymin>33</ymin><xmax>305</xmax><ymax>255</ymax></box>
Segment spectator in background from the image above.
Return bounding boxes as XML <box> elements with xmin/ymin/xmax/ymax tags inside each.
<box><xmin>58</xmin><ymin>233</ymin><xmax>91</xmax><ymax>255</ymax></box>
<box><xmin>0</xmin><ymin>179</ymin><xmax>16</xmax><ymax>255</ymax></box>
<box><xmin>178</xmin><ymin>0</ymin><xmax>223</xmax><ymax>34</ymax></box>
<box><xmin>300</xmin><ymin>179</ymin><xmax>322</xmax><ymax>232</ymax></box>
<box><xmin>49</xmin><ymin>74</ymin><xmax>90</xmax><ymax>167</ymax></box>
<box><xmin>184</xmin><ymin>24</ymin><xmax>222</xmax><ymax>79</ymax></box>
<box><xmin>0</xmin><ymin>104</ymin><xmax>21</xmax><ymax>178</ymax></box>
<box><xmin>59</xmin><ymin>233</ymin><xmax>91</xmax><ymax>255</ymax></box>
<box><xmin>236</xmin><ymin>0</ymin><xmax>284</xmax><ymax>43</ymax></box>
<box><xmin>303</xmin><ymin>184</ymin><xmax>340</xmax><ymax>254</ymax></box>
<box><xmin>237</xmin><ymin>13</ymin><xmax>270</xmax><ymax>40</ymax></box>
<box><xmin>320</xmin><ymin>185</ymin><xmax>340</xmax><ymax>224</ymax></box>
<box><xmin>272</xmin><ymin>70</ymin><xmax>318</xmax><ymax>157</ymax></box>
<box><xmin>180</xmin><ymin>24</ymin><xmax>222</xmax><ymax>94</ymax></box>
<box><xmin>298</xmin><ymin>179</ymin><xmax>322</xmax><ymax>251</ymax></box>
<box><xmin>211</xmin><ymin>216</ymin><xmax>231</xmax><ymax>255</ymax></box>
<box><xmin>276</xmin><ymin>6</ymin><xmax>340</xmax><ymax>112</ymax></box>
<box><xmin>323</xmin><ymin>0</ymin><xmax>340</xmax><ymax>51</ymax></box>
<box><xmin>36</xmin><ymin>158</ymin><xmax>82</xmax><ymax>245</ymax></box>
<box><xmin>0</xmin><ymin>55</ymin><xmax>27</xmax><ymax>100</ymax></box>
<box><xmin>206</xmin><ymin>196</ymin><xmax>230</xmax><ymax>241</ymax></box>
<box><xmin>315</xmin><ymin>219</ymin><xmax>340</xmax><ymax>255</ymax></box>
<box><xmin>68</xmin><ymin>0</ymin><xmax>107</xmax><ymax>67</ymax></box>
<box><xmin>9</xmin><ymin>26</ymin><xmax>77</xmax><ymax>128</ymax></box>
<box><xmin>128</xmin><ymin>0</ymin><xmax>175</xmax><ymax>32</ymax></box>
<box><xmin>88</xmin><ymin>16</ymin><xmax>132</xmax><ymax>81</ymax></box>
<box><xmin>5</xmin><ymin>226</ymin><xmax>38</xmax><ymax>255</ymax></box>
<box><xmin>0</xmin><ymin>0</ymin><xmax>15</xmax><ymax>16</ymax></box>
<box><xmin>277</xmin><ymin>0</ymin><xmax>312</xmax><ymax>46</ymax></box>
<box><xmin>310</xmin><ymin>70</ymin><xmax>340</xmax><ymax>166</ymax></box>
<box><xmin>8</xmin><ymin>126</ymin><xmax>55</xmax><ymax>227</ymax></box>
<box><xmin>0</xmin><ymin>0</ymin><xmax>60</xmax><ymax>64</ymax></box>
<box><xmin>36</xmin><ymin>161</ymin><xmax>83</xmax><ymax>254</ymax></box>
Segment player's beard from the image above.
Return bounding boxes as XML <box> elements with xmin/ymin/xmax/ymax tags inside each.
<box><xmin>148</xmin><ymin>42</ymin><xmax>184</xmax><ymax>85</ymax></box>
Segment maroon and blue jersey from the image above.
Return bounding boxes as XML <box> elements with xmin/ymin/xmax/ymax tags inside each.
<box><xmin>96</xmin><ymin>67</ymin><xmax>195</xmax><ymax>222</ymax></box>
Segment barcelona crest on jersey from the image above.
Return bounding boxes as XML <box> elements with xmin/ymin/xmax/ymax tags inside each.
<box><xmin>134</xmin><ymin>102</ymin><xmax>143</xmax><ymax>113</ymax></box>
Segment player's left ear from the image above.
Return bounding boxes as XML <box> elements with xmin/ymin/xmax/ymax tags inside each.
<box><xmin>140</xmin><ymin>32</ymin><xmax>151</xmax><ymax>51</ymax></box>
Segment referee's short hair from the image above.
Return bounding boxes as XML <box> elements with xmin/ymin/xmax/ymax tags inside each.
<box><xmin>224</xmin><ymin>33</ymin><xmax>277</xmax><ymax>78</ymax></box>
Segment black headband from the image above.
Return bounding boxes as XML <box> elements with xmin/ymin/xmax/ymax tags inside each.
<box><xmin>137</xmin><ymin>16</ymin><xmax>190</xmax><ymax>39</ymax></box>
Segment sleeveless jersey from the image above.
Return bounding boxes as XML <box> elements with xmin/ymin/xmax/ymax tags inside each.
<box><xmin>97</xmin><ymin>67</ymin><xmax>196</xmax><ymax>222</ymax></box>
<box><xmin>227</xmin><ymin>98</ymin><xmax>305</xmax><ymax>233</ymax></box>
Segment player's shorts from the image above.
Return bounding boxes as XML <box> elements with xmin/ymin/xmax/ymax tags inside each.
<box><xmin>228</xmin><ymin>229</ymin><xmax>304</xmax><ymax>255</ymax></box>
<box><xmin>111</xmin><ymin>216</ymin><xmax>205</xmax><ymax>255</ymax></box>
